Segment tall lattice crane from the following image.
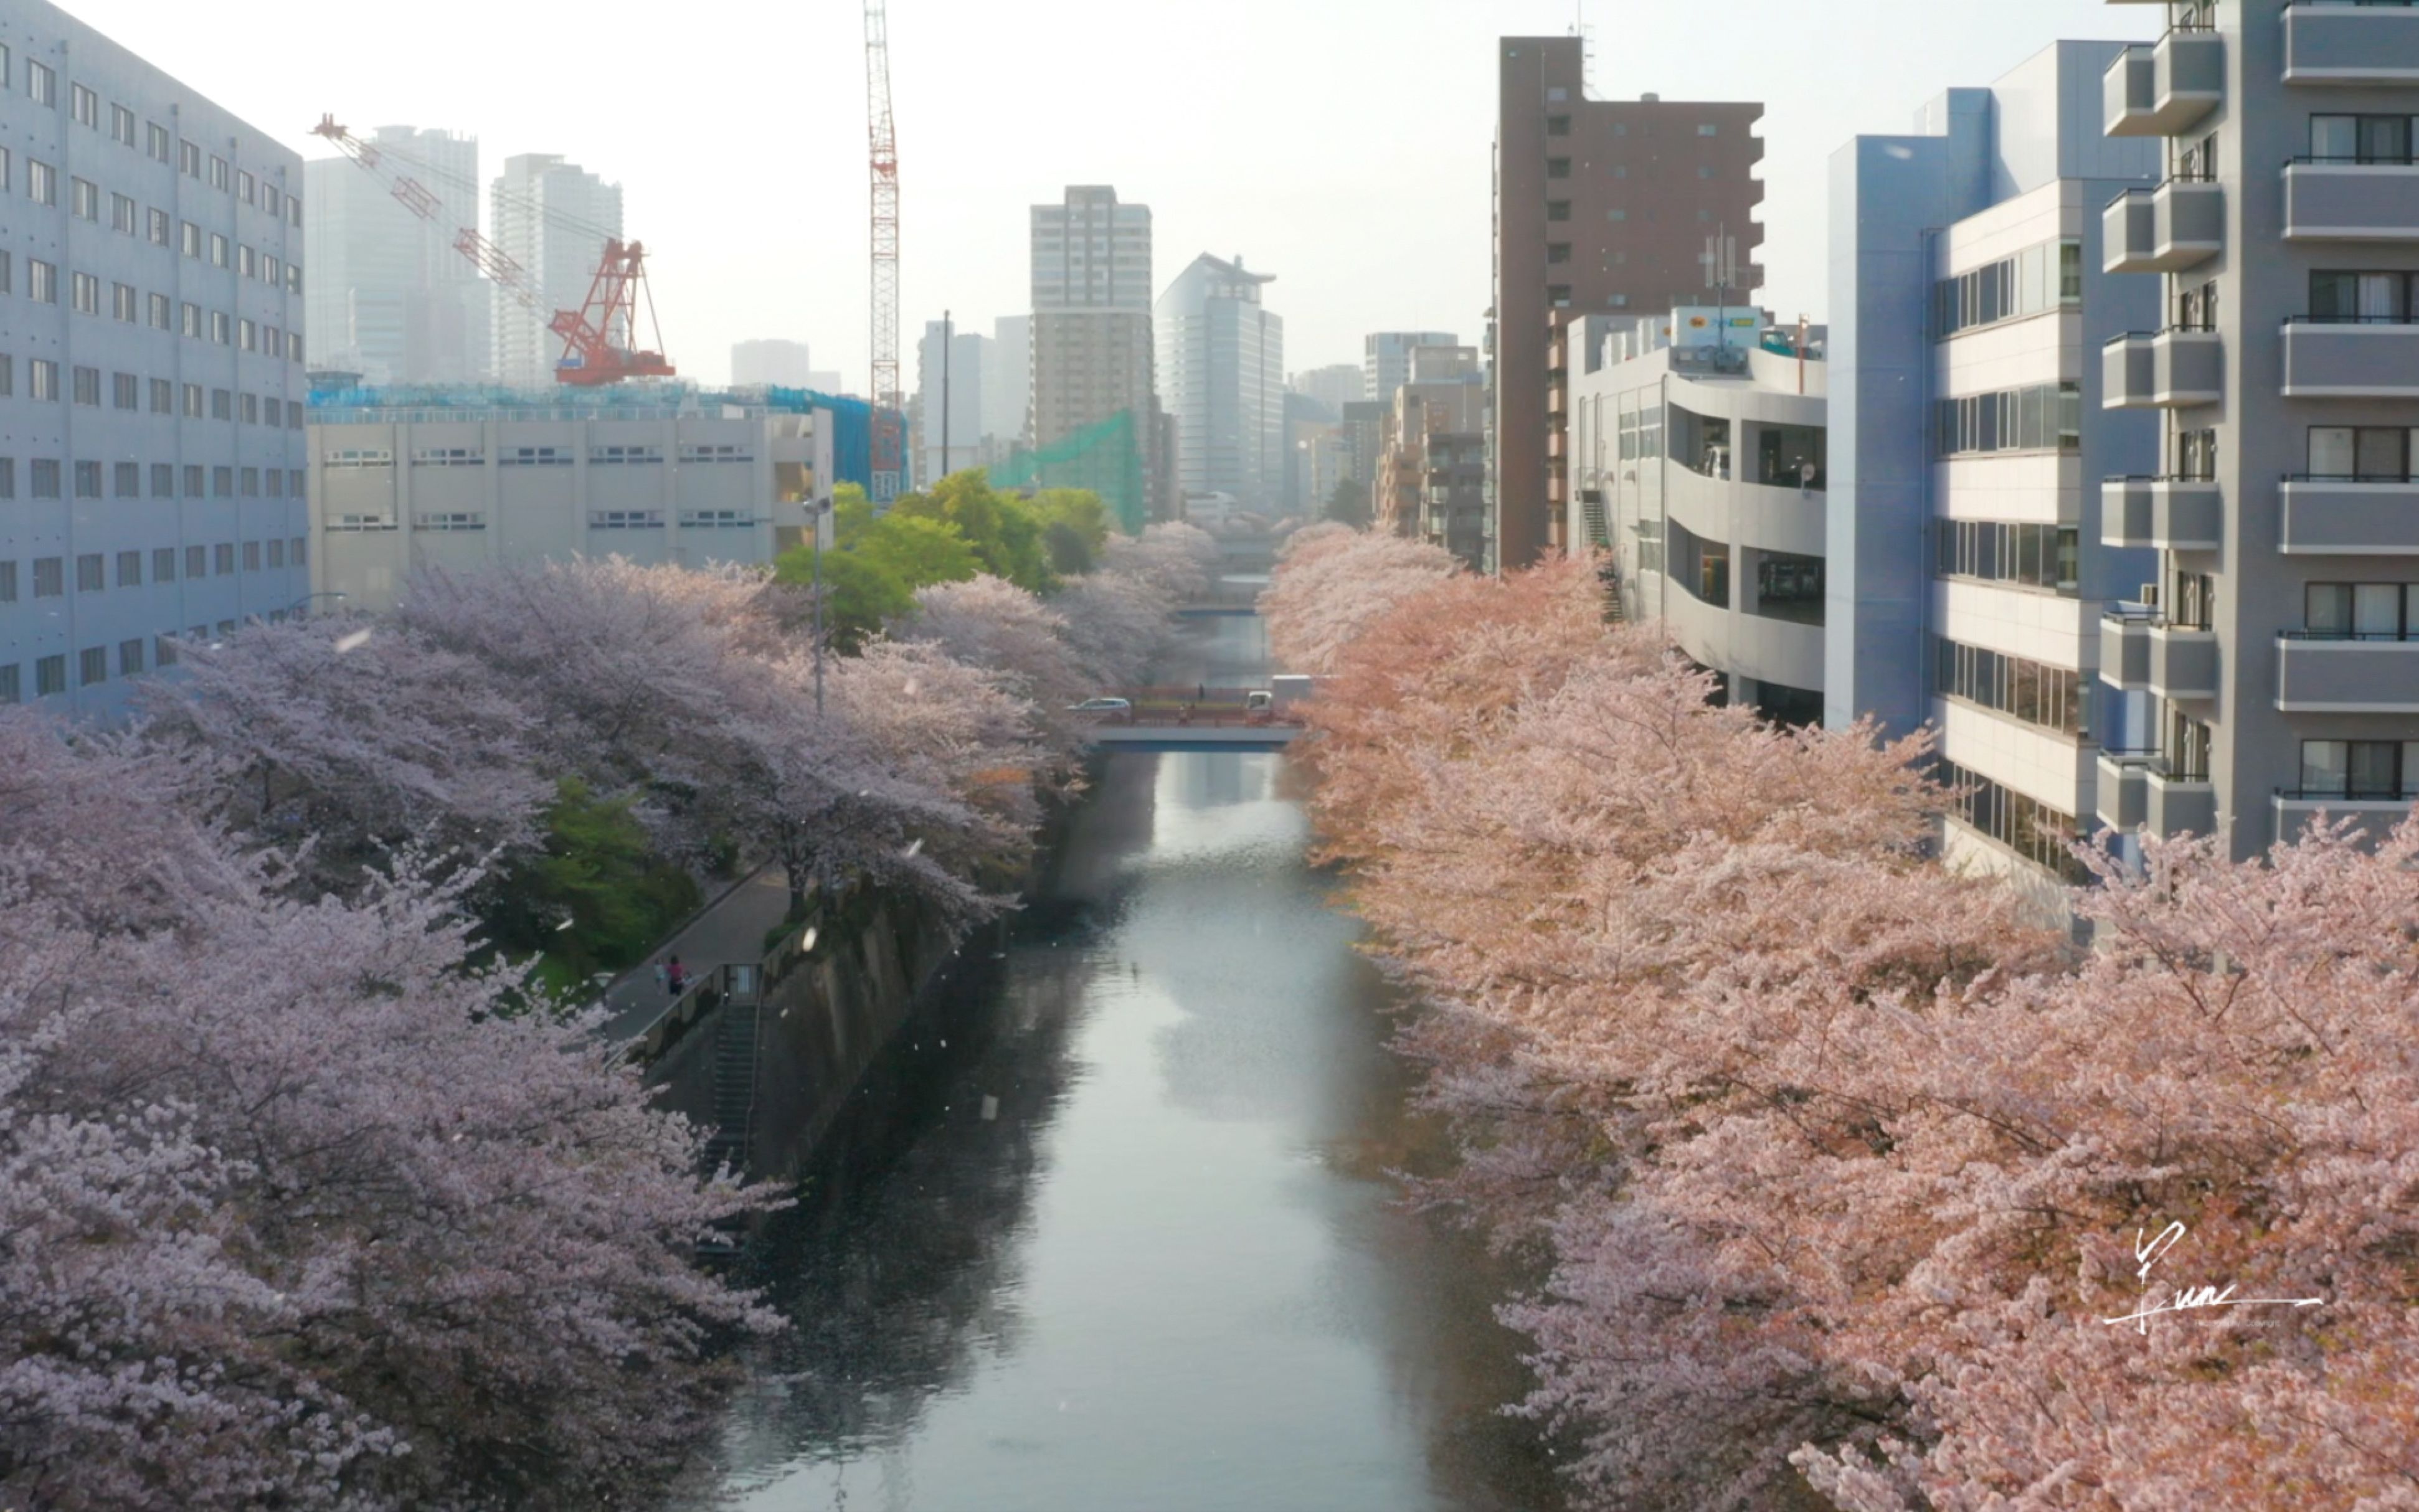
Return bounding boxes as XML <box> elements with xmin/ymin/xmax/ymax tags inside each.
<box><xmin>865</xmin><ymin>0</ymin><xmax>905</xmax><ymax>500</ymax></box>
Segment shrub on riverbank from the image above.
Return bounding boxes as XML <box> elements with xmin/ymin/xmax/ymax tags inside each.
<box><xmin>1262</xmin><ymin>530</ymin><xmax>2419</xmax><ymax>1512</ymax></box>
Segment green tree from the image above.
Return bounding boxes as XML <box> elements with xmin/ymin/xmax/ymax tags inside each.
<box><xmin>854</xmin><ymin>513</ymin><xmax>981</xmax><ymax>590</ymax></box>
<box><xmin>772</xmin><ymin>541</ymin><xmax>913</xmax><ymax>653</ymax></box>
<box><xmin>1028</xmin><ymin>489</ymin><xmax>1110</xmax><ymax>554</ymax></box>
<box><xmin>1326</xmin><ymin>477</ymin><xmax>1372</xmax><ymax>530</ymax></box>
<box><xmin>486</xmin><ymin>778</ymin><xmax>701</xmax><ymax>995</ymax></box>
<box><xmin>830</xmin><ymin>482</ymin><xmax>876</xmax><ymax>546</ymax></box>
<box><xmin>1042</xmin><ymin>520</ymin><xmax>1096</xmax><ymax>577</ymax></box>
<box><xmin>894</xmin><ymin>470</ymin><xmax>1057</xmax><ymax>592</ymax></box>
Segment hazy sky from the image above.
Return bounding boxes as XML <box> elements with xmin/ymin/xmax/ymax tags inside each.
<box><xmin>59</xmin><ymin>0</ymin><xmax>2157</xmax><ymax>389</ymax></box>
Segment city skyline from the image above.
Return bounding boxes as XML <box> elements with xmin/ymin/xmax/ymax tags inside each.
<box><xmin>54</xmin><ymin>0</ymin><xmax>2156</xmax><ymax>392</ymax></box>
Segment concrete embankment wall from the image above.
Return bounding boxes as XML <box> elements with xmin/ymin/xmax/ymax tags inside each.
<box><xmin>645</xmin><ymin>895</ymin><xmax>963</xmax><ymax>1186</ymax></box>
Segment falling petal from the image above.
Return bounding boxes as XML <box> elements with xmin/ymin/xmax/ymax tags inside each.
<box><xmin>904</xmin><ymin>677</ymin><xmax>921</xmax><ymax>697</ymax></box>
<box><xmin>800</xmin><ymin>927</ymin><xmax>819</xmax><ymax>953</ymax></box>
<box><xmin>903</xmin><ymin>838</ymin><xmax>925</xmax><ymax>859</ymax></box>
<box><xmin>334</xmin><ymin>628</ymin><xmax>374</xmax><ymax>654</ymax></box>
<box><xmin>556</xmin><ymin>917</ymin><xmax>577</xmax><ymax>933</ymax></box>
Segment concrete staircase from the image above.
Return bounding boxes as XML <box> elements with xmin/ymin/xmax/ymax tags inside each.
<box><xmin>704</xmin><ymin>1000</ymin><xmax>761</xmax><ymax>1171</ymax></box>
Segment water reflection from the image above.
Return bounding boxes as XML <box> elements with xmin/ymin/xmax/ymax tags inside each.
<box><xmin>693</xmin><ymin>621</ymin><xmax>1560</xmax><ymax>1512</ymax></box>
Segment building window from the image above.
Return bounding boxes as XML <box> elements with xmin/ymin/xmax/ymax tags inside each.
<box><xmin>71</xmin><ymin>177</ymin><xmax>98</xmax><ymax>220</ymax></box>
<box><xmin>242</xmin><ymin>541</ymin><xmax>261</xmax><ymax>570</ymax></box>
<box><xmin>212</xmin><ymin>312</ymin><xmax>232</xmax><ymax>345</ymax></box>
<box><xmin>27</xmin><ymin>62</ymin><xmax>55</xmax><ymax>108</ymax></box>
<box><xmin>30</xmin><ymin>461</ymin><xmax>60</xmax><ymax>499</ymax></box>
<box><xmin>69</xmin><ymin>82</ymin><xmax>96</xmax><ymax>126</ymax></box>
<box><xmin>1932</xmin><ymin>636</ymin><xmax>2089</xmax><ymax>739</ymax></box>
<box><xmin>1548</xmin><ymin>285</ymin><xmax>1573</xmax><ymax>306</ymax></box>
<box><xmin>413</xmin><ymin>447</ymin><xmax>486</xmax><ymax>466</ymax></box>
<box><xmin>1934</xmin><ymin>383</ymin><xmax>2083</xmax><ymax>457</ymax></box>
<box><xmin>323</xmin><ymin>448</ymin><xmax>394</xmax><ymax>469</ymax></box>
<box><xmin>154</xmin><ymin>548</ymin><xmax>176</xmax><ymax>582</ymax></box>
<box><xmin>26</xmin><ymin>159</ymin><xmax>55</xmax><ymax>206</ymax></box>
<box><xmin>267</xmin><ymin>539</ymin><xmax>286</xmax><ymax>568</ymax></box>
<box><xmin>148</xmin><ymin>123</ymin><xmax>171</xmax><ymax>163</ymax></box>
<box><xmin>1933</xmin><ymin>239</ymin><xmax>2084</xmax><ymax>339</ymax></box>
<box><xmin>111</xmin><ymin>103</ymin><xmax>135</xmax><ymax>145</ymax></box>
<box><xmin>36</xmin><ymin>656</ymin><xmax>66</xmax><ymax>698</ymax></box>
<box><xmin>79</xmin><ymin>647</ymin><xmax>107</xmax><ymax>688</ymax></box>
<box><xmin>679</xmin><ymin>443</ymin><xmax>750</xmax><ymax>463</ymax></box>
<box><xmin>72</xmin><ymin>367</ymin><xmax>100</xmax><ymax>406</ymax></box>
<box><xmin>415</xmin><ymin>513</ymin><xmax>486</xmax><ymax>532</ymax></box>
<box><xmin>27</xmin><ymin>260</ymin><xmax>54</xmax><ymax>304</ymax></box>
<box><xmin>1547</xmin><ymin>115</ymin><xmax>1571</xmax><ymax>136</ymax></box>
<box><xmin>2299</xmin><ymin>740</ymin><xmax>2419</xmax><ymax>800</ymax></box>
<box><xmin>1698</xmin><ymin>123</ymin><xmax>1720</xmax><ymax>137</ymax></box>
<box><xmin>212</xmin><ymin>389</ymin><xmax>232</xmax><ymax>420</ymax></box>
<box><xmin>589</xmin><ymin>510</ymin><xmax>666</xmax><ymax>529</ymax></box>
<box><xmin>33</xmin><ymin>557</ymin><xmax>64</xmax><ymax>597</ymax></box>
<box><xmin>73</xmin><ymin>461</ymin><xmax>100</xmax><ymax>498</ymax></box>
<box><xmin>214</xmin><ymin>544</ymin><xmax>235</xmax><ymax>575</ymax></box>
<box><xmin>1546</xmin><ymin>200</ymin><xmax>1573</xmax><ymax>222</ymax></box>
<box><xmin>111</xmin><ymin>372</ymin><xmax>137</xmax><ymax>410</ymax></box>
<box><xmin>209</xmin><ymin>156</ymin><xmax>229</xmax><ymax>191</ymax></box>
<box><xmin>75</xmin><ymin>554</ymin><xmax>104</xmax><ymax>592</ymax></box>
<box><xmin>151</xmin><ymin>463</ymin><xmax>173</xmax><ymax>498</ymax></box>
<box><xmin>1935</xmin><ymin>760</ymin><xmax>2088</xmax><ymax>883</ymax></box>
<box><xmin>502</xmin><ymin>446</ymin><xmax>571</xmax><ymax>466</ymax></box>
<box><xmin>0</xmin><ymin>666</ymin><xmax>16</xmax><ymax>704</ymax></box>
<box><xmin>1548</xmin><ymin>243</ymin><xmax>1573</xmax><ymax>265</ymax></box>
<box><xmin>1547</xmin><ymin>158</ymin><xmax>1572</xmax><ymax>179</ymax></box>
<box><xmin>1935</xmin><ymin>521</ymin><xmax>2080</xmax><ymax>595</ymax></box>
<box><xmin>179</xmin><ymin>140</ymin><xmax>201</xmax><ymax>177</ymax></box>
<box><xmin>2303</xmin><ymin>582</ymin><xmax>2419</xmax><ymax>640</ymax></box>
<box><xmin>118</xmin><ymin>640</ymin><xmax>144</xmax><ymax>678</ymax></box>
<box><xmin>214</xmin><ymin>466</ymin><xmax>234</xmax><ymax>499</ymax></box>
<box><xmin>149</xmin><ymin>377</ymin><xmax>172</xmax><ymax>413</ymax></box>
<box><xmin>2309</xmin><ymin>113</ymin><xmax>2417</xmax><ymax>166</ymax></box>
<box><xmin>28</xmin><ymin>361</ymin><xmax>57</xmax><ymax>402</ymax></box>
<box><xmin>70</xmin><ymin>273</ymin><xmax>98</xmax><ymax>315</ymax></box>
<box><xmin>113</xmin><ymin>462</ymin><xmax>139</xmax><ymax>498</ymax></box>
<box><xmin>210</xmin><ymin>234</ymin><xmax>229</xmax><ymax>268</ymax></box>
<box><xmin>237</xmin><ymin>169</ymin><xmax>255</xmax><ymax>204</ymax></box>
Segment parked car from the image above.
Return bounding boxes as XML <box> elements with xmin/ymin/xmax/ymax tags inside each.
<box><xmin>1070</xmin><ymin>697</ymin><xmax>1134</xmax><ymax>725</ymax></box>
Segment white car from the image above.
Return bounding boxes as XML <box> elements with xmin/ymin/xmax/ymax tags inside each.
<box><xmin>1070</xmin><ymin>697</ymin><xmax>1134</xmax><ymax>724</ymax></box>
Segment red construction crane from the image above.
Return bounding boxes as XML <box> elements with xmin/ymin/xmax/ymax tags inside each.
<box><xmin>865</xmin><ymin>0</ymin><xmax>905</xmax><ymax>500</ymax></box>
<box><xmin>311</xmin><ymin>116</ymin><xmax>676</xmax><ymax>386</ymax></box>
<box><xmin>549</xmin><ymin>240</ymin><xmax>675</xmax><ymax>386</ymax></box>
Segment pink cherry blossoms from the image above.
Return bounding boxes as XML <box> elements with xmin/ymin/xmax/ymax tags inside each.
<box><xmin>1263</xmin><ymin>533</ymin><xmax>2419</xmax><ymax>1512</ymax></box>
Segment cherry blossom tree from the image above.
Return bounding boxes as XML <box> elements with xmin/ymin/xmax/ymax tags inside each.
<box><xmin>135</xmin><ymin>618</ymin><xmax>549</xmax><ymax>895</ymax></box>
<box><xmin>0</xmin><ymin>707</ymin><xmax>778</xmax><ymax>1512</ymax></box>
<box><xmin>1102</xmin><ymin>520</ymin><xmax>1222</xmax><ymax>606</ymax></box>
<box><xmin>1258</xmin><ymin>524</ymin><xmax>1460</xmax><ymax>675</ymax></box>
<box><xmin>897</xmin><ymin>575</ymin><xmax>1094</xmax><ymax>775</ymax></box>
<box><xmin>1261</xmin><ymin>540</ymin><xmax>2418</xmax><ymax>1510</ymax></box>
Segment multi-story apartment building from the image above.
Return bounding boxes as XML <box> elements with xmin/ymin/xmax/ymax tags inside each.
<box><xmin>2093</xmin><ymin>0</ymin><xmax>2419</xmax><ymax>859</ymax></box>
<box><xmin>308</xmin><ymin>387</ymin><xmax>834</xmax><ymax>613</ymax></box>
<box><xmin>0</xmin><ymin>0</ymin><xmax>312</xmax><ymax>716</ymax></box>
<box><xmin>490</xmin><ymin>153</ymin><xmax>623</xmax><ymax>389</ymax></box>
<box><xmin>1567</xmin><ymin>308</ymin><xmax>1830</xmax><ymax>725</ymax></box>
<box><xmin>1376</xmin><ymin>344</ymin><xmax>1484</xmax><ymax>540</ymax></box>
<box><xmin>1364</xmin><ymin>331</ymin><xmax>1459</xmax><ymax>410</ymax></box>
<box><xmin>1492</xmin><ymin>36</ymin><xmax>1764</xmax><ymax>573</ymax></box>
<box><xmin>304</xmin><ymin>126</ymin><xmax>489</xmax><ymax>387</ymax></box>
<box><xmin>1833</xmin><ymin>41</ymin><xmax>2162</xmax><ymax>899</ymax></box>
<box><xmin>1157</xmin><ymin>253</ymin><xmax>1285</xmax><ymax>511</ymax></box>
<box><xmin>1030</xmin><ymin>186</ymin><xmax>1169</xmax><ymax>517</ymax></box>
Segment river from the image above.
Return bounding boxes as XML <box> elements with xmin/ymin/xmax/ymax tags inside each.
<box><xmin>693</xmin><ymin>615</ymin><xmax>1563</xmax><ymax>1512</ymax></box>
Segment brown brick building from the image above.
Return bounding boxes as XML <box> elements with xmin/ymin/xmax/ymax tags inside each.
<box><xmin>1492</xmin><ymin>37</ymin><xmax>1765</xmax><ymax>571</ymax></box>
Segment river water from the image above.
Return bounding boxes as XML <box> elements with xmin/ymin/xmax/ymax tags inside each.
<box><xmin>696</xmin><ymin>616</ymin><xmax>1563</xmax><ymax>1512</ymax></box>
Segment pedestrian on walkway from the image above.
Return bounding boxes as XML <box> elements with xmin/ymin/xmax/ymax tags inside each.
<box><xmin>667</xmin><ymin>955</ymin><xmax>686</xmax><ymax>996</ymax></box>
<box><xmin>653</xmin><ymin>960</ymin><xmax>668</xmax><ymax>995</ymax></box>
<box><xmin>1197</xmin><ymin>683</ymin><xmax>1206</xmax><ymax>702</ymax></box>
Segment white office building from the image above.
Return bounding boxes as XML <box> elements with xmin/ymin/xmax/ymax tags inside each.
<box><xmin>0</xmin><ymin>0</ymin><xmax>312</xmax><ymax>716</ymax></box>
<box><xmin>304</xmin><ymin>126</ymin><xmax>489</xmax><ymax>386</ymax></box>
<box><xmin>490</xmin><ymin>153</ymin><xmax>623</xmax><ymax>388</ymax></box>
<box><xmin>1157</xmin><ymin>253</ymin><xmax>1285</xmax><ymax>510</ymax></box>
<box><xmin>310</xmin><ymin>388</ymin><xmax>835</xmax><ymax>613</ymax></box>
<box><xmin>1030</xmin><ymin>186</ymin><xmax>1155</xmax><ymax>451</ymax></box>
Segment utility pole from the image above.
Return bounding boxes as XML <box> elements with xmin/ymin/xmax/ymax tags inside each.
<box><xmin>811</xmin><ymin>496</ymin><xmax>830</xmax><ymax>716</ymax></box>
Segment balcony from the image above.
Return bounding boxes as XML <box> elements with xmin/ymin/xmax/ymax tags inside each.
<box><xmin>2276</xmin><ymin>633</ymin><xmax>2419</xmax><ymax>712</ymax></box>
<box><xmin>2102</xmin><ymin>476</ymin><xmax>2222</xmax><ymax>551</ymax></box>
<box><xmin>2146</xmin><ymin>765</ymin><xmax>2220</xmax><ymax>839</ymax></box>
<box><xmin>2281</xmin><ymin>476</ymin><xmax>2419</xmax><ymax>554</ymax></box>
<box><xmin>2101</xmin><ymin>608</ymin><xmax>2218</xmax><ymax>699</ymax></box>
<box><xmin>2103</xmin><ymin>178</ymin><xmax>2223</xmax><ymax>273</ymax></box>
<box><xmin>2096</xmin><ymin>749</ymin><xmax>2153</xmax><ymax>831</ymax></box>
<box><xmin>2284</xmin><ymin>1</ymin><xmax>2419</xmax><ymax>87</ymax></box>
<box><xmin>2282</xmin><ymin>317</ymin><xmax>2419</xmax><ymax>397</ymax></box>
<box><xmin>2284</xmin><ymin>159</ymin><xmax>2419</xmax><ymax>240</ymax></box>
<box><xmin>2104</xmin><ymin>26</ymin><xmax>2224</xmax><ymax>138</ymax></box>
<box><xmin>2273</xmin><ymin>793</ymin><xmax>2414</xmax><ymax>848</ymax></box>
<box><xmin>2104</xmin><ymin>326</ymin><xmax>2222</xmax><ymax>409</ymax></box>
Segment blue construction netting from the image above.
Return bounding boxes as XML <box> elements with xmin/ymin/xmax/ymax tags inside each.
<box><xmin>307</xmin><ymin>382</ymin><xmax>911</xmax><ymax>500</ymax></box>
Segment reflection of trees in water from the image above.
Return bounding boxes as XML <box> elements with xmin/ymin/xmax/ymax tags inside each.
<box><xmin>707</xmin><ymin>917</ymin><xmax>1114</xmax><ymax>1487</ymax></box>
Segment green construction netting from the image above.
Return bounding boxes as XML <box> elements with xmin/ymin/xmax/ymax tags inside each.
<box><xmin>991</xmin><ymin>409</ymin><xmax>1147</xmax><ymax>534</ymax></box>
